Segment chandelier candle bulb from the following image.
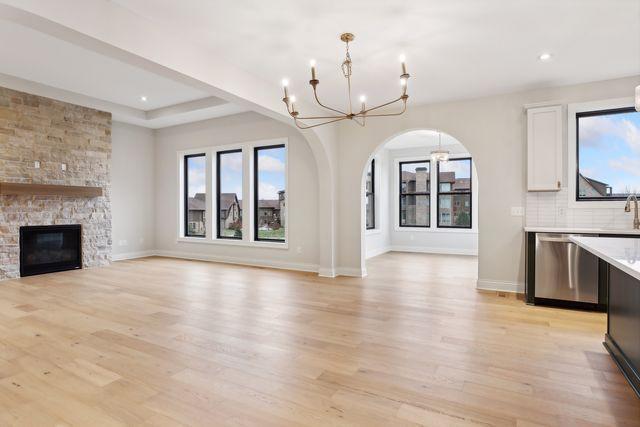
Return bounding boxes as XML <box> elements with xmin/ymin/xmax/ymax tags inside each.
<box><xmin>399</xmin><ymin>54</ymin><xmax>407</xmax><ymax>74</ymax></box>
<box><xmin>310</xmin><ymin>60</ymin><xmax>317</xmax><ymax>80</ymax></box>
<box><xmin>282</xmin><ymin>79</ymin><xmax>289</xmax><ymax>98</ymax></box>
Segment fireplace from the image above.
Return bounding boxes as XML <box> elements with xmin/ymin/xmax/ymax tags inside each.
<box><xmin>19</xmin><ymin>225</ymin><xmax>82</xmax><ymax>277</ymax></box>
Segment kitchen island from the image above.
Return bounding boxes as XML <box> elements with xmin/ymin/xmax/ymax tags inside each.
<box><xmin>570</xmin><ymin>236</ymin><xmax>640</xmax><ymax>398</ymax></box>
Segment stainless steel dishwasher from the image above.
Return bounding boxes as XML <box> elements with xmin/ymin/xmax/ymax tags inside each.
<box><xmin>534</xmin><ymin>233</ymin><xmax>599</xmax><ymax>303</ymax></box>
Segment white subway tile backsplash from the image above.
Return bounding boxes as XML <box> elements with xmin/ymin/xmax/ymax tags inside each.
<box><xmin>526</xmin><ymin>188</ymin><xmax>633</xmax><ymax>231</ymax></box>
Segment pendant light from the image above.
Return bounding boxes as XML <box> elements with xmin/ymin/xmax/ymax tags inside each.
<box><xmin>430</xmin><ymin>132</ymin><xmax>450</xmax><ymax>162</ymax></box>
<box><xmin>280</xmin><ymin>33</ymin><xmax>410</xmax><ymax>129</ymax></box>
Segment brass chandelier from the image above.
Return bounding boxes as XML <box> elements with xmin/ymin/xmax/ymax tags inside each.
<box><xmin>281</xmin><ymin>33</ymin><xmax>410</xmax><ymax>129</ymax></box>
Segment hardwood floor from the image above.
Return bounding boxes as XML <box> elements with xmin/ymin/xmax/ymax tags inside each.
<box><xmin>0</xmin><ymin>252</ymin><xmax>637</xmax><ymax>426</ymax></box>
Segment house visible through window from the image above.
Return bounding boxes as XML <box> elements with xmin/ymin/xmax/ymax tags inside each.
<box><xmin>576</xmin><ymin>107</ymin><xmax>640</xmax><ymax>200</ymax></box>
<box><xmin>437</xmin><ymin>158</ymin><xmax>471</xmax><ymax>228</ymax></box>
<box><xmin>254</xmin><ymin>144</ymin><xmax>286</xmax><ymax>242</ymax></box>
<box><xmin>217</xmin><ymin>149</ymin><xmax>243</xmax><ymax>239</ymax></box>
<box><xmin>399</xmin><ymin>160</ymin><xmax>430</xmax><ymax>227</ymax></box>
<box><xmin>184</xmin><ymin>153</ymin><xmax>206</xmax><ymax>237</ymax></box>
<box><xmin>365</xmin><ymin>159</ymin><xmax>375</xmax><ymax>229</ymax></box>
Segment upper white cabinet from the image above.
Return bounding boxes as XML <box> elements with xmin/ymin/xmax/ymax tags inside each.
<box><xmin>527</xmin><ymin>105</ymin><xmax>562</xmax><ymax>191</ymax></box>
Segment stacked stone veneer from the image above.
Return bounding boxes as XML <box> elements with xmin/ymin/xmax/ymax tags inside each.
<box><xmin>0</xmin><ymin>87</ymin><xmax>112</xmax><ymax>280</ymax></box>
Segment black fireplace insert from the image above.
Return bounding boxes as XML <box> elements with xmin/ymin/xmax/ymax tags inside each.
<box><xmin>19</xmin><ymin>225</ymin><xmax>82</xmax><ymax>277</ymax></box>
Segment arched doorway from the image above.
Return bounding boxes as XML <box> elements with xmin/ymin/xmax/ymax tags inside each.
<box><xmin>360</xmin><ymin>129</ymin><xmax>479</xmax><ymax>283</ymax></box>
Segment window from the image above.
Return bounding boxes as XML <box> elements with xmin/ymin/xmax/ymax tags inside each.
<box><xmin>217</xmin><ymin>149</ymin><xmax>243</xmax><ymax>239</ymax></box>
<box><xmin>576</xmin><ymin>107</ymin><xmax>640</xmax><ymax>201</ymax></box>
<box><xmin>184</xmin><ymin>153</ymin><xmax>206</xmax><ymax>237</ymax></box>
<box><xmin>399</xmin><ymin>160</ymin><xmax>430</xmax><ymax>227</ymax></box>
<box><xmin>365</xmin><ymin>159</ymin><xmax>375</xmax><ymax>229</ymax></box>
<box><xmin>254</xmin><ymin>144</ymin><xmax>286</xmax><ymax>242</ymax></box>
<box><xmin>437</xmin><ymin>158</ymin><xmax>471</xmax><ymax>228</ymax></box>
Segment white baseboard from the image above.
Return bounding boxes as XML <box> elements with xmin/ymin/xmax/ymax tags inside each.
<box><xmin>389</xmin><ymin>245</ymin><xmax>478</xmax><ymax>256</ymax></box>
<box><xmin>112</xmin><ymin>249</ymin><xmax>361</xmax><ymax>278</ymax></box>
<box><xmin>112</xmin><ymin>249</ymin><xmax>157</xmax><ymax>261</ymax></box>
<box><xmin>336</xmin><ymin>267</ymin><xmax>367</xmax><ymax>277</ymax></box>
<box><xmin>365</xmin><ymin>246</ymin><xmax>391</xmax><ymax>259</ymax></box>
<box><xmin>476</xmin><ymin>279</ymin><xmax>524</xmax><ymax>293</ymax></box>
<box><xmin>318</xmin><ymin>267</ymin><xmax>336</xmax><ymax>278</ymax></box>
<box><xmin>154</xmin><ymin>249</ymin><xmax>319</xmax><ymax>274</ymax></box>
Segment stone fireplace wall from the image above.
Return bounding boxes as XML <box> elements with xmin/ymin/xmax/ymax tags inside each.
<box><xmin>0</xmin><ymin>87</ymin><xmax>112</xmax><ymax>280</ymax></box>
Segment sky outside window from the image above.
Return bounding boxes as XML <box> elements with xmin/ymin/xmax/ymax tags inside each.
<box><xmin>257</xmin><ymin>146</ymin><xmax>286</xmax><ymax>199</ymax></box>
<box><xmin>578</xmin><ymin>110</ymin><xmax>640</xmax><ymax>196</ymax></box>
<box><xmin>220</xmin><ymin>151</ymin><xmax>243</xmax><ymax>201</ymax></box>
<box><xmin>187</xmin><ymin>155</ymin><xmax>206</xmax><ymax>197</ymax></box>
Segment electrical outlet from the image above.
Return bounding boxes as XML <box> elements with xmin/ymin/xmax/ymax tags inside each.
<box><xmin>118</xmin><ymin>239</ymin><xmax>128</xmax><ymax>246</ymax></box>
<box><xmin>510</xmin><ymin>207</ymin><xmax>525</xmax><ymax>217</ymax></box>
<box><xmin>61</xmin><ymin>163</ymin><xmax>67</xmax><ymax>171</ymax></box>
<box><xmin>296</xmin><ymin>246</ymin><xmax>302</xmax><ymax>254</ymax></box>
<box><xmin>34</xmin><ymin>161</ymin><xmax>40</xmax><ymax>169</ymax></box>
<box><xmin>557</xmin><ymin>207</ymin><xmax>566</xmax><ymax>217</ymax></box>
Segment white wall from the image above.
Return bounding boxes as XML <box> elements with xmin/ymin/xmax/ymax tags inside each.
<box><xmin>338</xmin><ymin>75</ymin><xmax>640</xmax><ymax>290</ymax></box>
<box><xmin>111</xmin><ymin>121</ymin><xmax>156</xmax><ymax>259</ymax></box>
<box><xmin>153</xmin><ymin>112</ymin><xmax>320</xmax><ymax>271</ymax></box>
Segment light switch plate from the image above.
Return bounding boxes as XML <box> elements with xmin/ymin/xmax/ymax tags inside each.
<box><xmin>511</xmin><ymin>207</ymin><xmax>525</xmax><ymax>217</ymax></box>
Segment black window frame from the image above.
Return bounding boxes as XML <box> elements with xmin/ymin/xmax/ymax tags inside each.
<box><xmin>575</xmin><ymin>106</ymin><xmax>636</xmax><ymax>202</ymax></box>
<box><xmin>183</xmin><ymin>152</ymin><xmax>207</xmax><ymax>238</ymax></box>
<box><xmin>398</xmin><ymin>160</ymin><xmax>431</xmax><ymax>228</ymax></box>
<box><xmin>254</xmin><ymin>144</ymin><xmax>286</xmax><ymax>243</ymax></box>
<box><xmin>365</xmin><ymin>159</ymin><xmax>375</xmax><ymax>230</ymax></box>
<box><xmin>216</xmin><ymin>148</ymin><xmax>243</xmax><ymax>240</ymax></box>
<box><xmin>436</xmin><ymin>157</ymin><xmax>472</xmax><ymax>229</ymax></box>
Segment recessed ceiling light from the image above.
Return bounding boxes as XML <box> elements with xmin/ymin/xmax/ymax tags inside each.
<box><xmin>539</xmin><ymin>53</ymin><xmax>552</xmax><ymax>61</ymax></box>
<box><xmin>140</xmin><ymin>95</ymin><xmax>148</xmax><ymax>102</ymax></box>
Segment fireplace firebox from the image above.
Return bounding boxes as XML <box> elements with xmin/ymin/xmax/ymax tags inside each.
<box><xmin>19</xmin><ymin>225</ymin><xmax>82</xmax><ymax>277</ymax></box>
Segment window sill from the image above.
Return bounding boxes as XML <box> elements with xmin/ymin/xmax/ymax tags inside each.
<box><xmin>365</xmin><ymin>228</ymin><xmax>381</xmax><ymax>235</ymax></box>
<box><xmin>394</xmin><ymin>226</ymin><xmax>477</xmax><ymax>234</ymax></box>
<box><xmin>177</xmin><ymin>237</ymin><xmax>288</xmax><ymax>249</ymax></box>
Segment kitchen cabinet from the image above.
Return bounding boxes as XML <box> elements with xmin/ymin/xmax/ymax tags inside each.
<box><xmin>527</xmin><ymin>105</ymin><xmax>562</xmax><ymax>191</ymax></box>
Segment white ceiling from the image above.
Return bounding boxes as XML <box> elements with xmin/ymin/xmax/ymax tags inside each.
<box><xmin>111</xmin><ymin>0</ymin><xmax>640</xmax><ymax>111</ymax></box>
<box><xmin>0</xmin><ymin>17</ymin><xmax>250</xmax><ymax>128</ymax></box>
<box><xmin>0</xmin><ymin>20</ymin><xmax>210</xmax><ymax>110</ymax></box>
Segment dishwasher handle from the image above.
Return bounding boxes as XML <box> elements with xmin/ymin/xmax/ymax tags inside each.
<box><xmin>537</xmin><ymin>236</ymin><xmax>572</xmax><ymax>243</ymax></box>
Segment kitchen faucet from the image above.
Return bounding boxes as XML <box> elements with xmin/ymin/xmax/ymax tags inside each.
<box><xmin>624</xmin><ymin>195</ymin><xmax>640</xmax><ymax>229</ymax></box>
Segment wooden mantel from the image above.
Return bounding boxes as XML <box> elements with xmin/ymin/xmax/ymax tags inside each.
<box><xmin>0</xmin><ymin>182</ymin><xmax>103</xmax><ymax>197</ymax></box>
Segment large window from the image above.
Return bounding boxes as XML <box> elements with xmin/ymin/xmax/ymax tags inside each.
<box><xmin>184</xmin><ymin>153</ymin><xmax>206</xmax><ymax>237</ymax></box>
<box><xmin>217</xmin><ymin>149</ymin><xmax>243</xmax><ymax>239</ymax></box>
<box><xmin>254</xmin><ymin>144</ymin><xmax>286</xmax><ymax>242</ymax></box>
<box><xmin>365</xmin><ymin>159</ymin><xmax>375</xmax><ymax>229</ymax></box>
<box><xmin>437</xmin><ymin>158</ymin><xmax>472</xmax><ymax>228</ymax></box>
<box><xmin>399</xmin><ymin>160</ymin><xmax>430</xmax><ymax>227</ymax></box>
<box><xmin>576</xmin><ymin>107</ymin><xmax>640</xmax><ymax>201</ymax></box>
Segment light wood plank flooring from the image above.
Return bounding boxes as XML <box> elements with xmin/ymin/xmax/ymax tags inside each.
<box><xmin>0</xmin><ymin>252</ymin><xmax>637</xmax><ymax>426</ymax></box>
